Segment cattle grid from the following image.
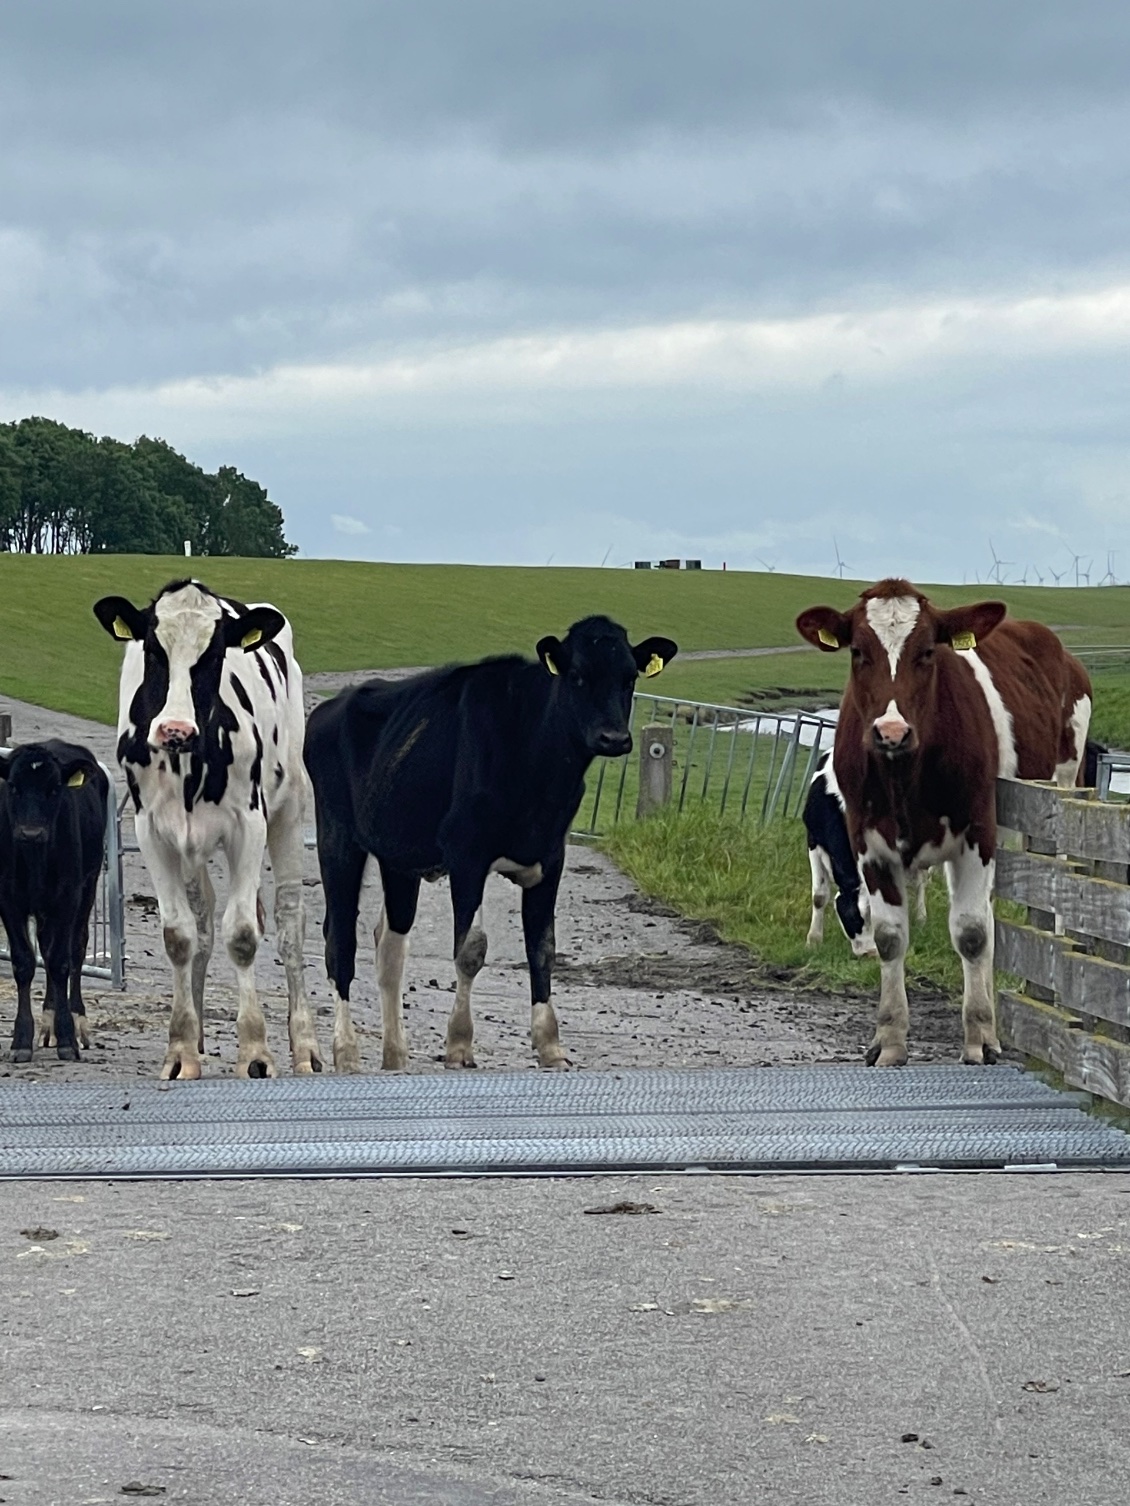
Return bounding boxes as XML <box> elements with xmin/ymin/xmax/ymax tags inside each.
<box><xmin>996</xmin><ymin>775</ymin><xmax>1130</xmax><ymax>1110</ymax></box>
<box><xmin>0</xmin><ymin>754</ymin><xmax>126</xmax><ymax>990</ymax></box>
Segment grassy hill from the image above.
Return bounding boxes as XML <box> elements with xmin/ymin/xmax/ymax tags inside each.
<box><xmin>1</xmin><ymin>553</ymin><xmax>1129</xmax><ymax>726</ymax></box>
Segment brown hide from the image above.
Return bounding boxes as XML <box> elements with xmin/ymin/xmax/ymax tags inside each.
<box><xmin>796</xmin><ymin>579</ymin><xmax>1093</xmax><ymax>869</ymax></box>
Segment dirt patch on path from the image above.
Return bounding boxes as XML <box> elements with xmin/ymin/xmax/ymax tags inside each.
<box><xmin>0</xmin><ymin>691</ymin><xmax>968</xmax><ymax>1082</ymax></box>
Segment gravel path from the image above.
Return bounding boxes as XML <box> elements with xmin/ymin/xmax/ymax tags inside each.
<box><xmin>0</xmin><ymin>690</ymin><xmax>964</xmax><ymax>1081</ymax></box>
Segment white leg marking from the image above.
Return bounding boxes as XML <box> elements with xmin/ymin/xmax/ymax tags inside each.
<box><xmin>806</xmin><ymin>848</ymin><xmax>830</xmax><ymax>947</ymax></box>
<box><xmin>446</xmin><ymin>908</ymin><xmax>487</xmax><ymax>1068</ymax></box>
<box><xmin>222</xmin><ymin>818</ymin><xmax>276</xmax><ymax>1079</ymax></box>
<box><xmin>375</xmin><ymin>909</ymin><xmax>411</xmax><ymax>1071</ymax></box>
<box><xmin>139</xmin><ymin>819</ymin><xmax>205</xmax><ymax>1081</ymax></box>
<box><xmin>330</xmin><ymin>985</ymin><xmax>361</xmax><ymax>1075</ymax></box>
<box><xmin>863</xmin><ymin>855</ymin><xmax>910</xmax><ymax>1067</ymax></box>
<box><xmin>945</xmin><ymin>848</ymin><xmax>999</xmax><ymax>1065</ymax></box>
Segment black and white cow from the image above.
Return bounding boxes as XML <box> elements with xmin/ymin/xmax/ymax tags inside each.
<box><xmin>93</xmin><ymin>580</ymin><xmax>324</xmax><ymax>1079</ymax></box>
<box><xmin>304</xmin><ymin>615</ymin><xmax>678</xmax><ymax>1071</ymax></box>
<box><xmin>0</xmin><ymin>740</ymin><xmax>109</xmax><ymax>1062</ymax></box>
<box><xmin>802</xmin><ymin>751</ymin><xmax>928</xmax><ymax>957</ymax></box>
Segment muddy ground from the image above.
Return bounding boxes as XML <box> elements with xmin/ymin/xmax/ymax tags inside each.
<box><xmin>0</xmin><ymin>685</ymin><xmax>969</xmax><ymax>1081</ymax></box>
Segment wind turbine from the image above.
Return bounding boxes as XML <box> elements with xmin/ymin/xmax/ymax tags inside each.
<box><xmin>988</xmin><ymin>539</ymin><xmax>1014</xmax><ymax>585</ymax></box>
<box><xmin>755</xmin><ymin>557</ymin><xmax>777</xmax><ymax>573</ymax></box>
<box><xmin>1081</xmin><ymin>557</ymin><xmax>1093</xmax><ymax>586</ymax></box>
<box><xmin>1100</xmin><ymin>551</ymin><xmax>1117</xmax><ymax>587</ymax></box>
<box><xmin>1033</xmin><ymin>567</ymin><xmax>1045</xmax><ymax>585</ymax></box>
<box><xmin>1049</xmin><ymin>565</ymin><xmax>1066</xmax><ymax>585</ymax></box>
<box><xmin>1020</xmin><ymin>565</ymin><xmax>1030</xmax><ymax>585</ymax></box>
<box><xmin>832</xmin><ymin>537</ymin><xmax>850</xmax><ymax>580</ymax></box>
<box><xmin>1069</xmin><ymin>550</ymin><xmax>1084</xmax><ymax>586</ymax></box>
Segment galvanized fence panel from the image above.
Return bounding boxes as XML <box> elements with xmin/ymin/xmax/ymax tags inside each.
<box><xmin>573</xmin><ymin>694</ymin><xmax>838</xmax><ymax>837</ymax></box>
<box><xmin>0</xmin><ymin>758</ymin><xmax>126</xmax><ymax>989</ymax></box>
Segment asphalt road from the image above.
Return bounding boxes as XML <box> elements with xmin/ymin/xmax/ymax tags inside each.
<box><xmin>2</xmin><ymin>1168</ymin><xmax>1129</xmax><ymax>1505</ymax></box>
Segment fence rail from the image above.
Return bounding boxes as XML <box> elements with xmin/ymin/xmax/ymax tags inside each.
<box><xmin>0</xmin><ymin>756</ymin><xmax>126</xmax><ymax>990</ymax></box>
<box><xmin>574</xmin><ymin>693</ymin><xmax>838</xmax><ymax>836</ymax></box>
<box><xmin>995</xmin><ymin>776</ymin><xmax>1130</xmax><ymax>1109</ymax></box>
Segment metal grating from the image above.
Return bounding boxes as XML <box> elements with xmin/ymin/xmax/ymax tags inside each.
<box><xmin>2</xmin><ymin>1065</ymin><xmax>1129</xmax><ymax>1179</ymax></box>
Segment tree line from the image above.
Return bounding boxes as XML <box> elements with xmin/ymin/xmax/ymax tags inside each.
<box><xmin>0</xmin><ymin>417</ymin><xmax>296</xmax><ymax>558</ymax></box>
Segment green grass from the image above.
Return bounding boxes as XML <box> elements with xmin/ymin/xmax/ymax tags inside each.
<box><xmin>603</xmin><ymin>803</ymin><xmax>965</xmax><ymax>995</ymax></box>
<box><xmin>2</xmin><ymin>552</ymin><xmax>1130</xmax><ymax>726</ymax></box>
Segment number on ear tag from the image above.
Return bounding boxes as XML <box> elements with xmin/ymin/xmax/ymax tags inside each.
<box><xmin>951</xmin><ymin>631</ymin><xmax>976</xmax><ymax>651</ymax></box>
<box><xmin>67</xmin><ymin>770</ymin><xmax>85</xmax><ymax>788</ymax></box>
<box><xmin>112</xmin><ymin>616</ymin><xmax>134</xmax><ymax>641</ymax></box>
<box><xmin>817</xmin><ymin>628</ymin><xmax>840</xmax><ymax>649</ymax></box>
<box><xmin>241</xmin><ymin>627</ymin><xmax>263</xmax><ymax>649</ymax></box>
<box><xmin>644</xmin><ymin>653</ymin><xmax>665</xmax><ymax>678</ymax></box>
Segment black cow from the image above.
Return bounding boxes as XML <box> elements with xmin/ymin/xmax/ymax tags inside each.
<box><xmin>0</xmin><ymin>740</ymin><xmax>109</xmax><ymax>1062</ymax></box>
<box><xmin>802</xmin><ymin>752</ymin><xmax>876</xmax><ymax>957</ymax></box>
<box><xmin>304</xmin><ymin>615</ymin><xmax>678</xmax><ymax>1070</ymax></box>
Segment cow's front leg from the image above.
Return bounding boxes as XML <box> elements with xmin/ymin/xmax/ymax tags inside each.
<box><xmin>377</xmin><ymin>865</ymin><xmax>421</xmax><ymax>1071</ymax></box>
<box><xmin>945</xmin><ymin>846</ymin><xmax>1000</xmax><ymax>1065</ymax></box>
<box><xmin>3</xmin><ymin>908</ymin><xmax>37</xmax><ymax>1063</ymax></box>
<box><xmin>446</xmin><ymin>866</ymin><xmax>489</xmax><ymax>1068</ymax></box>
<box><xmin>185</xmin><ymin>867</ymin><xmax>215</xmax><ymax>1056</ymax></box>
<box><xmin>223</xmin><ymin>823</ymin><xmax>276</xmax><ymax>1079</ymax></box>
<box><xmin>522</xmin><ymin>853</ymin><xmax>569</xmax><ymax>1069</ymax></box>
<box><xmin>38</xmin><ymin>920</ymin><xmax>79</xmax><ymax>1062</ymax></box>
<box><xmin>861</xmin><ymin>855</ymin><xmax>910</xmax><ymax>1066</ymax></box>
<box><xmin>267</xmin><ymin>805</ymin><xmax>324</xmax><ymax>1075</ymax></box>
<box><xmin>141</xmin><ymin>831</ymin><xmax>205</xmax><ymax>1080</ymax></box>
<box><xmin>806</xmin><ymin>847</ymin><xmax>829</xmax><ymax>946</ymax></box>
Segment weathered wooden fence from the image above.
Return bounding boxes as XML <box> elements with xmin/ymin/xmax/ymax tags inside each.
<box><xmin>996</xmin><ymin>776</ymin><xmax>1130</xmax><ymax>1109</ymax></box>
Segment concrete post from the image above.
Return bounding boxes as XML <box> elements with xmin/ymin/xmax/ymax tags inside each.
<box><xmin>636</xmin><ymin>724</ymin><xmax>674</xmax><ymax>818</ymax></box>
<box><xmin>0</xmin><ymin>711</ymin><xmax>11</xmax><ymax>747</ymax></box>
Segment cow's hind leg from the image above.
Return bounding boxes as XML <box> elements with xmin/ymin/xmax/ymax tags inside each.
<box><xmin>444</xmin><ymin>864</ymin><xmax>490</xmax><ymax>1068</ymax></box>
<box><xmin>806</xmin><ymin>846</ymin><xmax>829</xmax><ymax>947</ymax></box>
<box><xmin>522</xmin><ymin>852</ymin><xmax>569</xmax><ymax>1069</ymax></box>
<box><xmin>861</xmin><ymin>857</ymin><xmax>910</xmax><ymax>1066</ymax></box>
<box><xmin>222</xmin><ymin>821</ymin><xmax>276</xmax><ymax>1079</ymax></box>
<box><xmin>377</xmin><ymin>866</ymin><xmax>420</xmax><ymax>1071</ymax></box>
<box><xmin>65</xmin><ymin>880</ymin><xmax>98</xmax><ymax>1050</ymax></box>
<box><xmin>267</xmin><ymin>804</ymin><xmax>324</xmax><ymax>1075</ymax></box>
<box><xmin>3</xmin><ymin>906</ymin><xmax>37</xmax><ymax>1063</ymax></box>
<box><xmin>946</xmin><ymin>847</ymin><xmax>1000</xmax><ymax>1065</ymax></box>
<box><xmin>38</xmin><ymin>919</ymin><xmax>79</xmax><ymax>1062</ymax></box>
<box><xmin>319</xmin><ymin>835</ymin><xmax>367</xmax><ymax>1074</ymax></box>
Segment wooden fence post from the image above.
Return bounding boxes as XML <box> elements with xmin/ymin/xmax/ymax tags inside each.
<box><xmin>637</xmin><ymin>724</ymin><xmax>674</xmax><ymax>818</ymax></box>
<box><xmin>0</xmin><ymin>711</ymin><xmax>11</xmax><ymax>747</ymax></box>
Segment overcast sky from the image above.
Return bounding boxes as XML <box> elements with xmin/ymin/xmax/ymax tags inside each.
<box><xmin>3</xmin><ymin>1</ymin><xmax>1130</xmax><ymax>583</ymax></box>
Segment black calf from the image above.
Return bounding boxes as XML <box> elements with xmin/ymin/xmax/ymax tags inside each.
<box><xmin>304</xmin><ymin>615</ymin><xmax>677</xmax><ymax>1070</ymax></box>
<box><xmin>0</xmin><ymin>740</ymin><xmax>109</xmax><ymax>1062</ymax></box>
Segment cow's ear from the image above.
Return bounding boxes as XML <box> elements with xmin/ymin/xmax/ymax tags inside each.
<box><xmin>223</xmin><ymin>607</ymin><xmax>286</xmax><ymax>653</ymax></box>
<box><xmin>935</xmin><ymin>601</ymin><xmax>1007</xmax><ymax>652</ymax></box>
<box><xmin>796</xmin><ymin>607</ymin><xmax>852</xmax><ymax>652</ymax></box>
<box><xmin>632</xmin><ymin>637</ymin><xmax>678</xmax><ymax>678</ymax></box>
<box><xmin>93</xmin><ymin>596</ymin><xmax>147</xmax><ymax>642</ymax></box>
<box><xmin>59</xmin><ymin>755</ymin><xmax>96</xmax><ymax>790</ymax></box>
<box><xmin>536</xmin><ymin>635</ymin><xmax>568</xmax><ymax>677</ymax></box>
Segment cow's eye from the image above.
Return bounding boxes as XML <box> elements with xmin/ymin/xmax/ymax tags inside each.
<box><xmin>917</xmin><ymin>648</ymin><xmax>935</xmax><ymax>666</ymax></box>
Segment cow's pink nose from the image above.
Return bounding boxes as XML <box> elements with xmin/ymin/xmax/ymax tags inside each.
<box><xmin>154</xmin><ymin>719</ymin><xmax>197</xmax><ymax>748</ymax></box>
<box><xmin>874</xmin><ymin>716</ymin><xmax>911</xmax><ymax>749</ymax></box>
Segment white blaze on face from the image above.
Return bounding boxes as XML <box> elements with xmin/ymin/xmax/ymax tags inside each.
<box><xmin>152</xmin><ymin>585</ymin><xmax>223</xmax><ymax>740</ymax></box>
<box><xmin>865</xmin><ymin>595</ymin><xmax>921</xmax><ymax>677</ymax></box>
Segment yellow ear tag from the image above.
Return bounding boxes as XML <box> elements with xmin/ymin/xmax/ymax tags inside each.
<box><xmin>241</xmin><ymin>627</ymin><xmax>263</xmax><ymax>649</ymax></box>
<box><xmin>67</xmin><ymin>770</ymin><xmax>85</xmax><ymax>788</ymax></box>
<box><xmin>643</xmin><ymin>653</ymin><xmax>664</xmax><ymax>678</ymax></box>
<box><xmin>951</xmin><ymin>631</ymin><xmax>977</xmax><ymax>651</ymax></box>
<box><xmin>112</xmin><ymin>616</ymin><xmax>134</xmax><ymax>641</ymax></box>
<box><xmin>544</xmin><ymin>655</ymin><xmax>559</xmax><ymax>676</ymax></box>
<box><xmin>817</xmin><ymin>628</ymin><xmax>840</xmax><ymax>649</ymax></box>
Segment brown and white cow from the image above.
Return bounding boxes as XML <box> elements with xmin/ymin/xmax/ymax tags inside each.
<box><xmin>796</xmin><ymin>578</ymin><xmax>1092</xmax><ymax>1067</ymax></box>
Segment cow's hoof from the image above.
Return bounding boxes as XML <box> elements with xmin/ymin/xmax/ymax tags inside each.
<box><xmin>293</xmin><ymin>1053</ymin><xmax>325</xmax><ymax>1075</ymax></box>
<box><xmin>239</xmin><ymin>1056</ymin><xmax>278</xmax><ymax>1080</ymax></box>
<box><xmin>76</xmin><ymin>1021</ymin><xmax>91</xmax><ymax>1050</ymax></box>
<box><xmin>56</xmin><ymin>1044</ymin><xmax>80</xmax><ymax>1063</ymax></box>
<box><xmin>381</xmin><ymin>1050</ymin><xmax>409</xmax><ymax>1072</ymax></box>
<box><xmin>864</xmin><ymin>1042</ymin><xmax>908</xmax><ymax>1067</ymax></box>
<box><xmin>333</xmin><ymin>1037</ymin><xmax>362</xmax><ymax>1074</ymax></box>
<box><xmin>444</xmin><ymin>1043</ymin><xmax>477</xmax><ymax>1069</ymax></box>
<box><xmin>961</xmin><ymin>1044</ymin><xmax>1001</xmax><ymax>1066</ymax></box>
<box><xmin>10</xmin><ymin>1048</ymin><xmax>32</xmax><ymax>1064</ymax></box>
<box><xmin>537</xmin><ymin>1053</ymin><xmax>572</xmax><ymax>1071</ymax></box>
<box><xmin>160</xmin><ymin>1052</ymin><xmax>202</xmax><ymax>1081</ymax></box>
